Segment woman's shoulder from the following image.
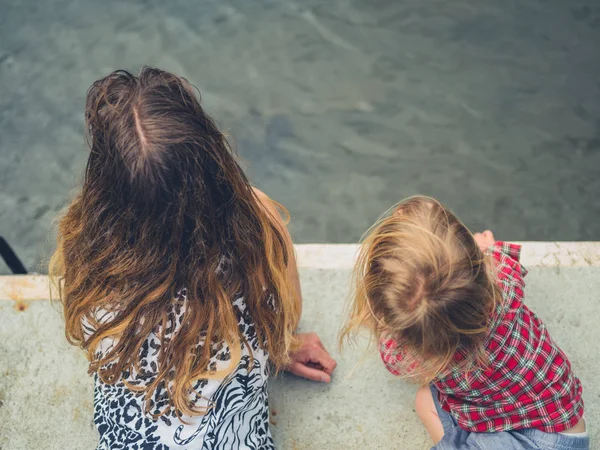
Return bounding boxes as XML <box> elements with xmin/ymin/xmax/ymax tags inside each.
<box><xmin>252</xmin><ymin>188</ymin><xmax>286</xmax><ymax>227</ymax></box>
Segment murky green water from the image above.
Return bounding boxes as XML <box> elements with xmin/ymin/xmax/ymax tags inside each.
<box><xmin>1</xmin><ymin>0</ymin><xmax>599</xmax><ymax>273</ymax></box>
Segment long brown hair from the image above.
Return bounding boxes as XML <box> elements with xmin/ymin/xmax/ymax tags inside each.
<box><xmin>340</xmin><ymin>196</ymin><xmax>499</xmax><ymax>382</ymax></box>
<box><xmin>50</xmin><ymin>68</ymin><xmax>300</xmax><ymax>418</ymax></box>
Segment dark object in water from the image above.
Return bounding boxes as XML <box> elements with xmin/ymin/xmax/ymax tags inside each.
<box><xmin>0</xmin><ymin>236</ymin><xmax>28</xmax><ymax>274</ymax></box>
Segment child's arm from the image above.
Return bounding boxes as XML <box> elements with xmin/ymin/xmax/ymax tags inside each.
<box><xmin>491</xmin><ymin>241</ymin><xmax>524</xmax><ymax>263</ymax></box>
<box><xmin>474</xmin><ymin>230</ymin><xmax>528</xmax><ymax>278</ymax></box>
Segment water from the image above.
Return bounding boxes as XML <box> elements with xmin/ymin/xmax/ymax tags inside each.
<box><xmin>1</xmin><ymin>0</ymin><xmax>599</xmax><ymax>273</ymax></box>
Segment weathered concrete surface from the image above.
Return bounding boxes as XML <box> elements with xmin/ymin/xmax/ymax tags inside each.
<box><xmin>1</xmin><ymin>267</ymin><xmax>598</xmax><ymax>449</ymax></box>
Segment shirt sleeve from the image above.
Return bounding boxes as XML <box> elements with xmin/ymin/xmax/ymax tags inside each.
<box><xmin>379</xmin><ymin>335</ymin><xmax>419</xmax><ymax>376</ymax></box>
<box><xmin>493</xmin><ymin>241</ymin><xmax>522</xmax><ymax>260</ymax></box>
<box><xmin>488</xmin><ymin>241</ymin><xmax>528</xmax><ymax>278</ymax></box>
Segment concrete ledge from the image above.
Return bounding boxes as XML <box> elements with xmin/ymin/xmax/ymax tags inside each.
<box><xmin>295</xmin><ymin>242</ymin><xmax>600</xmax><ymax>269</ymax></box>
<box><xmin>2</xmin><ymin>242</ymin><xmax>600</xmax><ymax>301</ymax></box>
<box><xmin>1</xmin><ymin>243</ymin><xmax>598</xmax><ymax>449</ymax></box>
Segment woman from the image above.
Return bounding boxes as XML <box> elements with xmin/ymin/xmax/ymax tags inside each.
<box><xmin>50</xmin><ymin>67</ymin><xmax>336</xmax><ymax>449</ymax></box>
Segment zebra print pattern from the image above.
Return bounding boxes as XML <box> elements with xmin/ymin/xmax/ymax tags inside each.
<box><xmin>93</xmin><ymin>294</ymin><xmax>274</xmax><ymax>449</ymax></box>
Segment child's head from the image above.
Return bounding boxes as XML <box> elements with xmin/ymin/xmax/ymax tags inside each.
<box><xmin>342</xmin><ymin>196</ymin><xmax>498</xmax><ymax>381</ymax></box>
<box><xmin>51</xmin><ymin>67</ymin><xmax>300</xmax><ymax>417</ymax></box>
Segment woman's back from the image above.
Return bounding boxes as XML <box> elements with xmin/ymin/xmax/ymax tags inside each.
<box><xmin>93</xmin><ymin>292</ymin><xmax>273</xmax><ymax>449</ymax></box>
<box><xmin>51</xmin><ymin>68</ymin><xmax>302</xmax><ymax>449</ymax></box>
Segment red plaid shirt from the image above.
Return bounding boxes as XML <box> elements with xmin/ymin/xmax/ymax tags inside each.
<box><xmin>380</xmin><ymin>242</ymin><xmax>584</xmax><ymax>433</ymax></box>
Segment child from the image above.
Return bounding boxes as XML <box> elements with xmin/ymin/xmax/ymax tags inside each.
<box><xmin>341</xmin><ymin>196</ymin><xmax>588</xmax><ymax>449</ymax></box>
<box><xmin>50</xmin><ymin>68</ymin><xmax>335</xmax><ymax>450</ymax></box>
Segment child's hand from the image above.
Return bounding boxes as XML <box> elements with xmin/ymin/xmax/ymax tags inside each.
<box><xmin>287</xmin><ymin>332</ymin><xmax>337</xmax><ymax>383</ymax></box>
<box><xmin>473</xmin><ymin>230</ymin><xmax>495</xmax><ymax>251</ymax></box>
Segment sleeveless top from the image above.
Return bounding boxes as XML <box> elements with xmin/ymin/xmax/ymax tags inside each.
<box><xmin>89</xmin><ymin>289</ymin><xmax>274</xmax><ymax>450</ymax></box>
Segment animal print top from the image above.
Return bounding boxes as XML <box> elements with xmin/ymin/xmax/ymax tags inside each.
<box><xmin>89</xmin><ymin>290</ymin><xmax>274</xmax><ymax>450</ymax></box>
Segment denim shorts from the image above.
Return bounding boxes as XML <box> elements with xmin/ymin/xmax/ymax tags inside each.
<box><xmin>430</xmin><ymin>386</ymin><xmax>590</xmax><ymax>450</ymax></box>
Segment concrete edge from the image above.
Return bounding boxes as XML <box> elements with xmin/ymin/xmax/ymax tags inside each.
<box><xmin>1</xmin><ymin>242</ymin><xmax>599</xmax><ymax>301</ymax></box>
<box><xmin>294</xmin><ymin>242</ymin><xmax>600</xmax><ymax>269</ymax></box>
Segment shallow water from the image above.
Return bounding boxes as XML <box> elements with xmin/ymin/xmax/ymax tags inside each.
<box><xmin>1</xmin><ymin>0</ymin><xmax>599</xmax><ymax>273</ymax></box>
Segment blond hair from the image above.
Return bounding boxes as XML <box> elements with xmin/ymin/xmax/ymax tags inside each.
<box><xmin>340</xmin><ymin>196</ymin><xmax>499</xmax><ymax>382</ymax></box>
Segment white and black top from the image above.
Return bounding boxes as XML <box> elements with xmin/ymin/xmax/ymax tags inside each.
<box><xmin>90</xmin><ymin>290</ymin><xmax>273</xmax><ymax>450</ymax></box>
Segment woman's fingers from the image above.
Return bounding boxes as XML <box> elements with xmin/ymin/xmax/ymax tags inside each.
<box><xmin>308</xmin><ymin>341</ymin><xmax>337</xmax><ymax>374</ymax></box>
<box><xmin>288</xmin><ymin>361</ymin><xmax>332</xmax><ymax>383</ymax></box>
<box><xmin>318</xmin><ymin>354</ymin><xmax>337</xmax><ymax>375</ymax></box>
<box><xmin>288</xmin><ymin>332</ymin><xmax>337</xmax><ymax>380</ymax></box>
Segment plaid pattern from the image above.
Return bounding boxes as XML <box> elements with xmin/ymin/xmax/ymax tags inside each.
<box><xmin>380</xmin><ymin>241</ymin><xmax>584</xmax><ymax>433</ymax></box>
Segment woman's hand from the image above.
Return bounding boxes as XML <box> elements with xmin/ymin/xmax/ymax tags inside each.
<box><xmin>473</xmin><ymin>230</ymin><xmax>496</xmax><ymax>251</ymax></box>
<box><xmin>287</xmin><ymin>332</ymin><xmax>337</xmax><ymax>383</ymax></box>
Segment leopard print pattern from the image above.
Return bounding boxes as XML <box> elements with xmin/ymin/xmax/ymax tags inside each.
<box><xmin>92</xmin><ymin>290</ymin><xmax>273</xmax><ymax>450</ymax></box>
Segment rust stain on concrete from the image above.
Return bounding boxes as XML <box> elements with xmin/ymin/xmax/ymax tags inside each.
<box><xmin>13</xmin><ymin>299</ymin><xmax>30</xmax><ymax>311</ymax></box>
<box><xmin>5</xmin><ymin>280</ymin><xmax>33</xmax><ymax>311</ymax></box>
